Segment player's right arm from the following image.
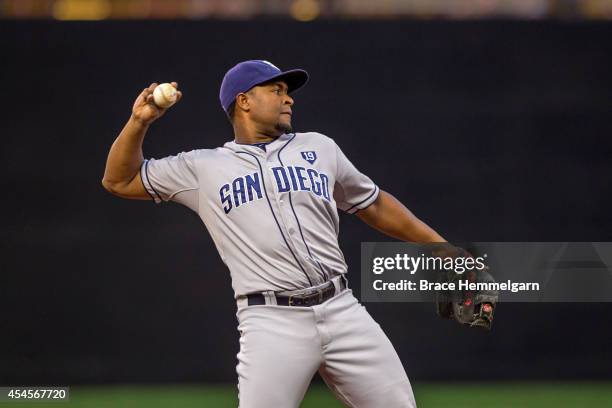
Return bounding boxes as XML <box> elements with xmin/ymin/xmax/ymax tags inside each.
<box><xmin>101</xmin><ymin>82</ymin><xmax>181</xmax><ymax>199</ymax></box>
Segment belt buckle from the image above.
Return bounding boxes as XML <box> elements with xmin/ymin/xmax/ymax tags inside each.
<box><xmin>288</xmin><ymin>289</ymin><xmax>323</xmax><ymax>307</ymax></box>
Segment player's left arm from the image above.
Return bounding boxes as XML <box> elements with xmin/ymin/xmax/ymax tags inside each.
<box><xmin>355</xmin><ymin>189</ymin><xmax>446</xmax><ymax>243</ymax></box>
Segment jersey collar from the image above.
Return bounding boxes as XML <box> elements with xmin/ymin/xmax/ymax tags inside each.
<box><xmin>224</xmin><ymin>133</ymin><xmax>293</xmax><ymax>155</ymax></box>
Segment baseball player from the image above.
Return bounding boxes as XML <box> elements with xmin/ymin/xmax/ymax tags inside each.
<box><xmin>102</xmin><ymin>60</ymin><xmax>446</xmax><ymax>408</ymax></box>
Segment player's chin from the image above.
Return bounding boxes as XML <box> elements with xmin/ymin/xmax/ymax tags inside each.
<box><xmin>274</xmin><ymin>120</ymin><xmax>293</xmax><ymax>134</ymax></box>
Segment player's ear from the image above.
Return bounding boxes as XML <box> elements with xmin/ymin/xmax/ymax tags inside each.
<box><xmin>236</xmin><ymin>93</ymin><xmax>250</xmax><ymax>113</ymax></box>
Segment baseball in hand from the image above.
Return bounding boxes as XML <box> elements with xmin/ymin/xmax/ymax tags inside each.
<box><xmin>152</xmin><ymin>83</ymin><xmax>178</xmax><ymax>108</ymax></box>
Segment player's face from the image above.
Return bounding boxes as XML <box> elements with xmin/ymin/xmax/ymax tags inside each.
<box><xmin>248</xmin><ymin>81</ymin><xmax>294</xmax><ymax>136</ymax></box>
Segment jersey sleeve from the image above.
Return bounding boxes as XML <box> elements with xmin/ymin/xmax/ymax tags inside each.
<box><xmin>332</xmin><ymin>141</ymin><xmax>380</xmax><ymax>214</ymax></box>
<box><xmin>140</xmin><ymin>150</ymin><xmax>199</xmax><ymax>211</ymax></box>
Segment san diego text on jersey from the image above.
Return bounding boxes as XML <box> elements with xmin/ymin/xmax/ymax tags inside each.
<box><xmin>219</xmin><ymin>165</ymin><xmax>331</xmax><ymax>214</ymax></box>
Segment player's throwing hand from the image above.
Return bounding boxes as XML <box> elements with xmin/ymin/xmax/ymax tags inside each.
<box><xmin>131</xmin><ymin>82</ymin><xmax>182</xmax><ymax>126</ymax></box>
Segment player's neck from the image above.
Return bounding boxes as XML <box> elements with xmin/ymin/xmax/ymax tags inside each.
<box><xmin>232</xmin><ymin>122</ymin><xmax>281</xmax><ymax>145</ymax></box>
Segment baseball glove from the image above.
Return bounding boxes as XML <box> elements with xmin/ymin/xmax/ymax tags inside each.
<box><xmin>434</xmin><ymin>247</ymin><xmax>498</xmax><ymax>330</ymax></box>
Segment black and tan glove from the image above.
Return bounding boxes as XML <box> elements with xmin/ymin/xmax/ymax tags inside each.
<box><xmin>434</xmin><ymin>247</ymin><xmax>498</xmax><ymax>330</ymax></box>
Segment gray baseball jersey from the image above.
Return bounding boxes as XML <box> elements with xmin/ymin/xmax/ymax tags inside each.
<box><xmin>140</xmin><ymin>132</ymin><xmax>379</xmax><ymax>297</ymax></box>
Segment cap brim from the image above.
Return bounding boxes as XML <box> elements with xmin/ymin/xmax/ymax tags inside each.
<box><xmin>263</xmin><ymin>69</ymin><xmax>309</xmax><ymax>93</ymax></box>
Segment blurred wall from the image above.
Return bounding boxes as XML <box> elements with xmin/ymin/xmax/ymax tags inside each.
<box><xmin>1</xmin><ymin>20</ymin><xmax>611</xmax><ymax>384</ymax></box>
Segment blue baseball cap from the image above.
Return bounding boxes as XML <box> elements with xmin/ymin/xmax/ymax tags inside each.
<box><xmin>219</xmin><ymin>60</ymin><xmax>309</xmax><ymax>114</ymax></box>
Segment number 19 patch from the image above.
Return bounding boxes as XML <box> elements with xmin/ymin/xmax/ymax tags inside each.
<box><xmin>301</xmin><ymin>151</ymin><xmax>317</xmax><ymax>164</ymax></box>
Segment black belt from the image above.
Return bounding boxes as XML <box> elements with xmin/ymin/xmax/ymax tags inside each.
<box><xmin>247</xmin><ymin>276</ymin><xmax>347</xmax><ymax>307</ymax></box>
